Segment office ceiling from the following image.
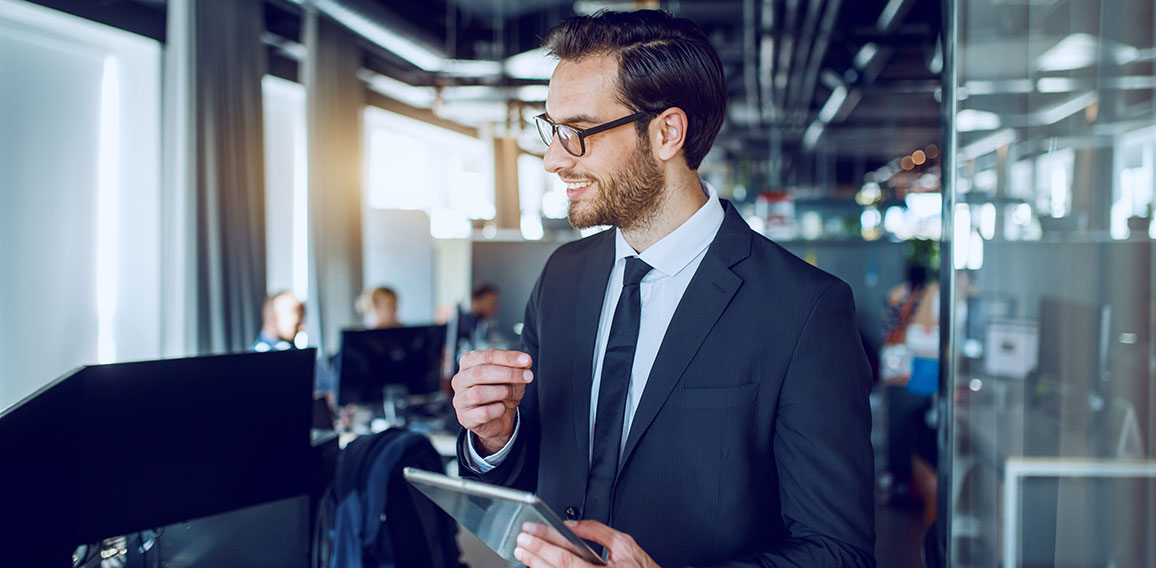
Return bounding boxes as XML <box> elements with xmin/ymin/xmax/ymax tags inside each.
<box><xmin>34</xmin><ymin>0</ymin><xmax>947</xmax><ymax>191</ymax></box>
<box><xmin>305</xmin><ymin>0</ymin><xmax>947</xmax><ymax>191</ymax></box>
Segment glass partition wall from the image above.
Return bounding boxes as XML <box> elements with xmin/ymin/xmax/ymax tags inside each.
<box><xmin>947</xmin><ymin>0</ymin><xmax>1156</xmax><ymax>566</ymax></box>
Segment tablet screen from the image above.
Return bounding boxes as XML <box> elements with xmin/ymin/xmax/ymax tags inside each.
<box><xmin>403</xmin><ymin>468</ymin><xmax>604</xmax><ymax>565</ymax></box>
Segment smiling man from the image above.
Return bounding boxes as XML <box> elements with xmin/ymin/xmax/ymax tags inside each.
<box><xmin>453</xmin><ymin>10</ymin><xmax>875</xmax><ymax>567</ymax></box>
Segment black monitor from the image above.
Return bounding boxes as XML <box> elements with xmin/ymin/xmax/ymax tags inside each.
<box><xmin>336</xmin><ymin>325</ymin><xmax>447</xmax><ymax>406</ymax></box>
<box><xmin>1036</xmin><ymin>296</ymin><xmax>1106</xmax><ymax>393</ymax></box>
<box><xmin>0</xmin><ymin>349</ymin><xmax>315</xmax><ymax>562</ymax></box>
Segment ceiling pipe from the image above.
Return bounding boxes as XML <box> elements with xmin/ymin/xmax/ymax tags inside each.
<box><xmin>786</xmin><ymin>0</ymin><xmax>825</xmax><ymax>113</ymax></box>
<box><xmin>743</xmin><ymin>0</ymin><xmax>761</xmax><ymax>125</ymax></box>
<box><xmin>758</xmin><ymin>0</ymin><xmax>776</xmax><ymax>121</ymax></box>
<box><xmin>806</xmin><ymin>0</ymin><xmax>918</xmax><ymax>152</ymax></box>
<box><xmin>773</xmin><ymin>0</ymin><xmax>800</xmax><ymax>111</ymax></box>
<box><xmin>289</xmin><ymin>0</ymin><xmax>502</xmax><ymax>76</ymax></box>
<box><xmin>797</xmin><ymin>0</ymin><xmax>843</xmax><ymax>119</ymax></box>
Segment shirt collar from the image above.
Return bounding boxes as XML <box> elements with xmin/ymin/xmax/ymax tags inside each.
<box><xmin>613</xmin><ymin>180</ymin><xmax>725</xmax><ymax>278</ymax></box>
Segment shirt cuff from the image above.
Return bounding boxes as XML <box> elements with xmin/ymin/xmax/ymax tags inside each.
<box><xmin>465</xmin><ymin>409</ymin><xmax>520</xmax><ymax>473</ymax></box>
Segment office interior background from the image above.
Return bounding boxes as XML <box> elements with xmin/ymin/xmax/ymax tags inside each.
<box><xmin>1</xmin><ymin>0</ymin><xmax>1154</xmax><ymax>566</ymax></box>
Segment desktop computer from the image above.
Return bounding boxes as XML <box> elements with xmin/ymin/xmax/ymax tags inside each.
<box><xmin>0</xmin><ymin>349</ymin><xmax>316</xmax><ymax>563</ymax></box>
<box><xmin>335</xmin><ymin>325</ymin><xmax>448</xmax><ymax>407</ymax></box>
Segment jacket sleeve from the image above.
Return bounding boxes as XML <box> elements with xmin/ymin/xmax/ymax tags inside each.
<box><xmin>456</xmin><ymin>271</ymin><xmax>543</xmax><ymax>493</ymax></box>
<box><xmin>704</xmin><ymin>281</ymin><xmax>877</xmax><ymax>568</ymax></box>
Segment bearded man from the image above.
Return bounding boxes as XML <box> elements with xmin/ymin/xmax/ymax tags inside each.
<box><xmin>453</xmin><ymin>10</ymin><xmax>875</xmax><ymax>567</ymax></box>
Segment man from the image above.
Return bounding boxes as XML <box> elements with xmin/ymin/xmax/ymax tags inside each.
<box><xmin>458</xmin><ymin>284</ymin><xmax>500</xmax><ymax>340</ymax></box>
<box><xmin>252</xmin><ymin>291</ymin><xmax>305</xmax><ymax>351</ymax></box>
<box><xmin>453</xmin><ymin>10</ymin><xmax>874</xmax><ymax>567</ymax></box>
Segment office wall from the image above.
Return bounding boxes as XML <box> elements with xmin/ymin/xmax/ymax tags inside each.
<box><xmin>779</xmin><ymin>239</ymin><xmax>908</xmax><ymax>355</ymax></box>
<box><xmin>0</xmin><ymin>1</ymin><xmax>162</xmax><ymax>409</ymax></box>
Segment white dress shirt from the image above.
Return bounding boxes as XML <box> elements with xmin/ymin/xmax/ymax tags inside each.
<box><xmin>468</xmin><ymin>182</ymin><xmax>725</xmax><ymax>471</ymax></box>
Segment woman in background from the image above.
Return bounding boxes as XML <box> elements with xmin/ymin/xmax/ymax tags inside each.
<box><xmin>357</xmin><ymin>286</ymin><xmax>402</xmax><ymax>329</ymax></box>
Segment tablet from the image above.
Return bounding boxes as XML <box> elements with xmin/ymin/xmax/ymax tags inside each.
<box><xmin>403</xmin><ymin>467</ymin><xmax>605</xmax><ymax>565</ymax></box>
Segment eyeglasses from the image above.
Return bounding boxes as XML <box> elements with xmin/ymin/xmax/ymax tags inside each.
<box><xmin>534</xmin><ymin>111</ymin><xmax>649</xmax><ymax>157</ymax></box>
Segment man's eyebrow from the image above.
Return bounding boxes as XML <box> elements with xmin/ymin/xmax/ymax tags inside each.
<box><xmin>546</xmin><ymin>113</ymin><xmax>601</xmax><ymax>126</ymax></box>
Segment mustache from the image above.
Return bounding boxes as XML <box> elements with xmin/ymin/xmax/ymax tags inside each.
<box><xmin>556</xmin><ymin>169</ymin><xmax>600</xmax><ymax>183</ymax></box>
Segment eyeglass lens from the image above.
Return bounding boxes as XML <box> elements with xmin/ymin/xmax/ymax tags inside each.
<box><xmin>535</xmin><ymin>116</ymin><xmax>583</xmax><ymax>156</ymax></box>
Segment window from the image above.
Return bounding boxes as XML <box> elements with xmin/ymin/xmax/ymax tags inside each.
<box><xmin>362</xmin><ymin>106</ymin><xmax>493</xmax><ymax>239</ymax></box>
<box><xmin>0</xmin><ymin>0</ymin><xmax>161</xmax><ymax>407</ymax></box>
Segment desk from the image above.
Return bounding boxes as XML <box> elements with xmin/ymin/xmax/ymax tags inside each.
<box><xmin>954</xmin><ymin>376</ymin><xmax>1150</xmax><ymax>567</ymax></box>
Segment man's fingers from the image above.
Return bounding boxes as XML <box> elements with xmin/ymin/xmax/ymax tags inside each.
<box><xmin>461</xmin><ymin>364</ymin><xmax>534</xmax><ymax>387</ymax></box>
<box><xmin>456</xmin><ymin>402</ymin><xmax>507</xmax><ymax>430</ymax></box>
<box><xmin>566</xmin><ymin>520</ymin><xmax>619</xmax><ymax>549</ymax></box>
<box><xmin>461</xmin><ymin>384</ymin><xmax>523</xmax><ymax>407</ymax></box>
<box><xmin>516</xmin><ymin>531</ymin><xmax>582</xmax><ymax>568</ymax></box>
<box><xmin>459</xmin><ymin>349</ymin><xmax>532</xmax><ymax>370</ymax></box>
<box><xmin>514</xmin><ymin>543</ymin><xmax>552</xmax><ymax>568</ymax></box>
<box><xmin>522</xmin><ymin>522</ymin><xmax>573</xmax><ymax>550</ymax></box>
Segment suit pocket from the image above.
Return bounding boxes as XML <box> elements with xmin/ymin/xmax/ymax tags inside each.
<box><xmin>679</xmin><ymin>383</ymin><xmax>759</xmax><ymax>408</ymax></box>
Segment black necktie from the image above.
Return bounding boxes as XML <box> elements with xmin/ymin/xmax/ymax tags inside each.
<box><xmin>583</xmin><ymin>256</ymin><xmax>653</xmax><ymax>525</ymax></box>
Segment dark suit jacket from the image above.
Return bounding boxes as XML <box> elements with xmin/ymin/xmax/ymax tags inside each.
<box><xmin>458</xmin><ymin>201</ymin><xmax>875</xmax><ymax>567</ymax></box>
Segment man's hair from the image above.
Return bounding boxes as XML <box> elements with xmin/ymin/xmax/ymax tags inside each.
<box><xmin>356</xmin><ymin>286</ymin><xmax>397</xmax><ymax>315</ymax></box>
<box><xmin>542</xmin><ymin>10</ymin><xmax>727</xmax><ymax>170</ymax></box>
<box><xmin>471</xmin><ymin>283</ymin><xmax>498</xmax><ymax>301</ymax></box>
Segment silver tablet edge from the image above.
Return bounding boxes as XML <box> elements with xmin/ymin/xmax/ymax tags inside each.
<box><xmin>403</xmin><ymin>466</ymin><xmax>538</xmax><ymax>504</ymax></box>
<box><xmin>402</xmin><ymin>467</ymin><xmax>605</xmax><ymax>565</ymax></box>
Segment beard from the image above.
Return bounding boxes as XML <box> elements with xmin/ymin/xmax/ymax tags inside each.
<box><xmin>565</xmin><ymin>140</ymin><xmax>666</xmax><ymax>232</ymax></box>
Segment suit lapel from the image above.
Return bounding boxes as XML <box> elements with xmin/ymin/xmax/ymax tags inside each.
<box><xmin>618</xmin><ymin>202</ymin><xmax>752</xmax><ymax>473</ymax></box>
<box><xmin>570</xmin><ymin>231</ymin><xmax>615</xmax><ymax>468</ymax></box>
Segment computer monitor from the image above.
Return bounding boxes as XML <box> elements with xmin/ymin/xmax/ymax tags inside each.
<box><xmin>0</xmin><ymin>349</ymin><xmax>315</xmax><ymax>562</ymax></box>
<box><xmin>1036</xmin><ymin>296</ymin><xmax>1107</xmax><ymax>393</ymax></box>
<box><xmin>336</xmin><ymin>325</ymin><xmax>448</xmax><ymax>406</ymax></box>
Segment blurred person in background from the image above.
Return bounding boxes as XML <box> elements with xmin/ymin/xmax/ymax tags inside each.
<box><xmin>457</xmin><ymin>283</ymin><xmax>501</xmax><ymax>348</ymax></box>
<box><xmin>879</xmin><ymin>252</ymin><xmax>940</xmax><ymax>534</ymax></box>
<box><xmin>252</xmin><ymin>291</ymin><xmax>305</xmax><ymax>352</ymax></box>
<box><xmin>357</xmin><ymin>286</ymin><xmax>402</xmax><ymax>329</ymax></box>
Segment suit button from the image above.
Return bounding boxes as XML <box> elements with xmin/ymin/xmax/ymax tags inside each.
<box><xmin>565</xmin><ymin>507</ymin><xmax>577</xmax><ymax>520</ymax></box>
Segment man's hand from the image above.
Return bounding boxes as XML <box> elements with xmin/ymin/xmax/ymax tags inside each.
<box><xmin>514</xmin><ymin>521</ymin><xmax>660</xmax><ymax>568</ymax></box>
<box><xmin>451</xmin><ymin>349</ymin><xmax>533</xmax><ymax>456</ymax></box>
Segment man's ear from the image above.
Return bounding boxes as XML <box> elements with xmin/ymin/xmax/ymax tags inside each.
<box><xmin>650</xmin><ymin>107</ymin><xmax>688</xmax><ymax>162</ymax></box>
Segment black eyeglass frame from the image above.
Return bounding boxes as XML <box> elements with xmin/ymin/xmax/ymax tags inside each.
<box><xmin>534</xmin><ymin>111</ymin><xmax>650</xmax><ymax>157</ymax></box>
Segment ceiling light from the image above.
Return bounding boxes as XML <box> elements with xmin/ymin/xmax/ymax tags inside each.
<box><xmin>311</xmin><ymin>0</ymin><xmax>445</xmax><ymax>71</ymax></box>
<box><xmin>803</xmin><ymin>121</ymin><xmax>824</xmax><ymax>150</ymax></box>
<box><xmin>442</xmin><ymin>59</ymin><xmax>503</xmax><ymax>77</ymax></box>
<box><xmin>302</xmin><ymin>0</ymin><xmax>507</xmax><ymax>76</ymax></box>
<box><xmin>360</xmin><ymin>70</ymin><xmax>436</xmax><ymax>107</ymax></box>
<box><xmin>854</xmin><ymin>43</ymin><xmax>878</xmax><ymax>69</ymax></box>
<box><xmin>1036</xmin><ymin>33</ymin><xmax>1139</xmax><ymax>72</ymax></box>
<box><xmin>962</xmin><ymin>80</ymin><xmax>1032</xmax><ymax>96</ymax></box>
<box><xmin>1031</xmin><ymin>91</ymin><xmax>1098</xmax><ymax>126</ymax></box>
<box><xmin>505</xmin><ymin>48</ymin><xmax>557</xmax><ymax>81</ymax></box>
<box><xmin>516</xmin><ymin>85</ymin><xmax>550</xmax><ymax>101</ymax></box>
<box><xmin>959</xmin><ymin>129</ymin><xmax>1016</xmax><ymax>161</ymax></box>
<box><xmin>956</xmin><ymin>109</ymin><xmax>1001</xmax><ymax>132</ymax></box>
<box><xmin>818</xmin><ymin>86</ymin><xmax>848</xmax><ymax>123</ymax></box>
<box><xmin>1037</xmin><ymin>77</ymin><xmax>1077</xmax><ymax>93</ymax></box>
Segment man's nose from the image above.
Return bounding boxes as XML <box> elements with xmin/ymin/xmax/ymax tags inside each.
<box><xmin>542</xmin><ymin>136</ymin><xmax>576</xmax><ymax>173</ymax></box>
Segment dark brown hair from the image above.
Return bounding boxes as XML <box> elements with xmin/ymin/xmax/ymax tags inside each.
<box><xmin>542</xmin><ymin>10</ymin><xmax>727</xmax><ymax>170</ymax></box>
